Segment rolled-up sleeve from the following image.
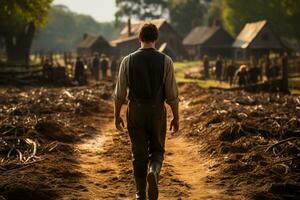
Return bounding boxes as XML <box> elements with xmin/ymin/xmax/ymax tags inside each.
<box><xmin>164</xmin><ymin>56</ymin><xmax>179</xmax><ymax>105</ymax></box>
<box><xmin>114</xmin><ymin>56</ymin><xmax>129</xmax><ymax>103</ymax></box>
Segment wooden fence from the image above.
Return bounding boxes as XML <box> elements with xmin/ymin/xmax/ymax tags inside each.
<box><xmin>0</xmin><ymin>63</ymin><xmax>43</xmax><ymax>80</ymax></box>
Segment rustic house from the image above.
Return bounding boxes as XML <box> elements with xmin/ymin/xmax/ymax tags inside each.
<box><xmin>183</xmin><ymin>26</ymin><xmax>234</xmax><ymax>59</ymax></box>
<box><xmin>111</xmin><ymin>19</ymin><xmax>186</xmax><ymax>60</ymax></box>
<box><xmin>77</xmin><ymin>34</ymin><xmax>115</xmax><ymax>56</ymax></box>
<box><xmin>232</xmin><ymin>20</ymin><xmax>288</xmax><ymax>59</ymax></box>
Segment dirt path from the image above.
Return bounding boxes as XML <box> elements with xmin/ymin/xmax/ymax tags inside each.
<box><xmin>164</xmin><ymin>136</ymin><xmax>241</xmax><ymax>200</ymax></box>
<box><xmin>62</xmin><ymin>108</ymin><xmax>237</xmax><ymax>200</ymax></box>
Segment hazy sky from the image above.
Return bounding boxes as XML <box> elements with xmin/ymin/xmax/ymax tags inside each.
<box><xmin>53</xmin><ymin>0</ymin><xmax>117</xmax><ymax>22</ymax></box>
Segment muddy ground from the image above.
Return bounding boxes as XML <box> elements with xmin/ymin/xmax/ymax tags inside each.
<box><xmin>0</xmin><ymin>81</ymin><xmax>299</xmax><ymax>200</ymax></box>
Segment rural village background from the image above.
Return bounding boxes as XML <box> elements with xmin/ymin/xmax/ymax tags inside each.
<box><xmin>0</xmin><ymin>0</ymin><xmax>300</xmax><ymax>200</ymax></box>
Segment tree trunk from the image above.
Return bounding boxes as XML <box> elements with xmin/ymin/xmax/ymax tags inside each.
<box><xmin>4</xmin><ymin>22</ymin><xmax>35</xmax><ymax>65</ymax></box>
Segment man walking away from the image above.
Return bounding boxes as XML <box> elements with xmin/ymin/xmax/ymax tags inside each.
<box><xmin>114</xmin><ymin>23</ymin><xmax>179</xmax><ymax>200</ymax></box>
<box><xmin>100</xmin><ymin>54</ymin><xmax>109</xmax><ymax>79</ymax></box>
<box><xmin>92</xmin><ymin>53</ymin><xmax>100</xmax><ymax>81</ymax></box>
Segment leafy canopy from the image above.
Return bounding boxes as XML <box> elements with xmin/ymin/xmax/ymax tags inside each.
<box><xmin>0</xmin><ymin>0</ymin><xmax>52</xmax><ymax>27</ymax></box>
<box><xmin>115</xmin><ymin>0</ymin><xmax>168</xmax><ymax>20</ymax></box>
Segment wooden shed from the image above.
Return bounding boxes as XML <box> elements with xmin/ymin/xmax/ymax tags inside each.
<box><xmin>111</xmin><ymin>19</ymin><xmax>186</xmax><ymax>60</ymax></box>
<box><xmin>232</xmin><ymin>20</ymin><xmax>288</xmax><ymax>59</ymax></box>
<box><xmin>183</xmin><ymin>26</ymin><xmax>234</xmax><ymax>59</ymax></box>
<box><xmin>77</xmin><ymin>34</ymin><xmax>115</xmax><ymax>57</ymax></box>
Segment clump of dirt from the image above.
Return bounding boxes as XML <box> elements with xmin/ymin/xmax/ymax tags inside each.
<box><xmin>1</xmin><ymin>186</ymin><xmax>58</xmax><ymax>200</ymax></box>
<box><xmin>179</xmin><ymin>83</ymin><xmax>300</xmax><ymax>199</ymax></box>
<box><xmin>35</xmin><ymin>120</ymin><xmax>77</xmax><ymax>143</ymax></box>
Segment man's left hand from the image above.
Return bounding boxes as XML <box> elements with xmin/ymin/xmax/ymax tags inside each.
<box><xmin>115</xmin><ymin>116</ymin><xmax>125</xmax><ymax>132</ymax></box>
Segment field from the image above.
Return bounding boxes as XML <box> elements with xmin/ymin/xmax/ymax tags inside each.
<box><xmin>0</xmin><ymin>63</ymin><xmax>299</xmax><ymax>200</ymax></box>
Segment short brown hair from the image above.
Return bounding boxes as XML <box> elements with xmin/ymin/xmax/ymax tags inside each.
<box><xmin>138</xmin><ymin>23</ymin><xmax>159</xmax><ymax>43</ymax></box>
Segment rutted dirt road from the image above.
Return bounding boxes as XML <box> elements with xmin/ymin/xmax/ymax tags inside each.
<box><xmin>64</xmin><ymin>104</ymin><xmax>231</xmax><ymax>200</ymax></box>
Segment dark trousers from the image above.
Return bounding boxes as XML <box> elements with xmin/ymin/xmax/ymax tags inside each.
<box><xmin>127</xmin><ymin>102</ymin><xmax>166</xmax><ymax>191</ymax></box>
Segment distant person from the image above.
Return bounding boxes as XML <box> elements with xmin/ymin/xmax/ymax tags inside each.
<box><xmin>92</xmin><ymin>53</ymin><xmax>100</xmax><ymax>81</ymax></box>
<box><xmin>42</xmin><ymin>57</ymin><xmax>53</xmax><ymax>81</ymax></box>
<box><xmin>74</xmin><ymin>56</ymin><xmax>85</xmax><ymax>85</ymax></box>
<box><xmin>248</xmin><ymin>65</ymin><xmax>260</xmax><ymax>85</ymax></box>
<box><xmin>226</xmin><ymin>60</ymin><xmax>237</xmax><ymax>86</ymax></box>
<box><xmin>203</xmin><ymin>55</ymin><xmax>209</xmax><ymax>79</ymax></box>
<box><xmin>269</xmin><ymin>59</ymin><xmax>280</xmax><ymax>79</ymax></box>
<box><xmin>235</xmin><ymin>65</ymin><xmax>248</xmax><ymax>87</ymax></box>
<box><xmin>248</xmin><ymin>56</ymin><xmax>260</xmax><ymax>84</ymax></box>
<box><xmin>110</xmin><ymin>56</ymin><xmax>118</xmax><ymax>79</ymax></box>
<box><xmin>100</xmin><ymin>54</ymin><xmax>109</xmax><ymax>79</ymax></box>
<box><xmin>215</xmin><ymin>55</ymin><xmax>223</xmax><ymax>82</ymax></box>
<box><xmin>264</xmin><ymin>55</ymin><xmax>271</xmax><ymax>80</ymax></box>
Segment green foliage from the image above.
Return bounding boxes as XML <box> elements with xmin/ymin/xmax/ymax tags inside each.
<box><xmin>32</xmin><ymin>5</ymin><xmax>123</xmax><ymax>51</ymax></box>
<box><xmin>221</xmin><ymin>0</ymin><xmax>300</xmax><ymax>39</ymax></box>
<box><xmin>0</xmin><ymin>0</ymin><xmax>52</xmax><ymax>32</ymax></box>
<box><xmin>115</xmin><ymin>0</ymin><xmax>168</xmax><ymax>21</ymax></box>
<box><xmin>169</xmin><ymin>0</ymin><xmax>206</xmax><ymax>36</ymax></box>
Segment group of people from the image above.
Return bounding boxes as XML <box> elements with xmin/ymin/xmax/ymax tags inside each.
<box><xmin>74</xmin><ymin>53</ymin><xmax>121</xmax><ymax>85</ymax></box>
<box><xmin>41</xmin><ymin>53</ymin><xmax>121</xmax><ymax>85</ymax></box>
<box><xmin>202</xmin><ymin>55</ymin><xmax>285</xmax><ymax>87</ymax></box>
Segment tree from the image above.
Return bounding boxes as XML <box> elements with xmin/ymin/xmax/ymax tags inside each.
<box><xmin>0</xmin><ymin>0</ymin><xmax>52</xmax><ymax>64</ymax></box>
<box><xmin>169</xmin><ymin>0</ymin><xmax>206</xmax><ymax>36</ymax></box>
<box><xmin>221</xmin><ymin>0</ymin><xmax>300</xmax><ymax>39</ymax></box>
<box><xmin>115</xmin><ymin>0</ymin><xmax>168</xmax><ymax>21</ymax></box>
<box><xmin>205</xmin><ymin>0</ymin><xmax>223</xmax><ymax>26</ymax></box>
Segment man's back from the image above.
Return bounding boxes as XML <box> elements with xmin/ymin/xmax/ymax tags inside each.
<box><xmin>128</xmin><ymin>48</ymin><xmax>165</xmax><ymax>102</ymax></box>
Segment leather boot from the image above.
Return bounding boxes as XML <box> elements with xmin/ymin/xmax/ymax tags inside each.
<box><xmin>135</xmin><ymin>177</ymin><xmax>146</xmax><ymax>200</ymax></box>
<box><xmin>147</xmin><ymin>162</ymin><xmax>161</xmax><ymax>200</ymax></box>
<box><xmin>133</xmin><ymin>162</ymin><xmax>147</xmax><ymax>200</ymax></box>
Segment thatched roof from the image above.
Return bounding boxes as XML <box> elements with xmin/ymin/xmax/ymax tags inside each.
<box><xmin>183</xmin><ymin>26</ymin><xmax>220</xmax><ymax>46</ymax></box>
<box><xmin>233</xmin><ymin>20</ymin><xmax>267</xmax><ymax>49</ymax></box>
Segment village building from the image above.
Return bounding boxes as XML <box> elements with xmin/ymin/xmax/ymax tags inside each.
<box><xmin>111</xmin><ymin>19</ymin><xmax>186</xmax><ymax>60</ymax></box>
<box><xmin>183</xmin><ymin>25</ymin><xmax>234</xmax><ymax>59</ymax></box>
<box><xmin>77</xmin><ymin>33</ymin><xmax>115</xmax><ymax>57</ymax></box>
<box><xmin>232</xmin><ymin>20</ymin><xmax>288</xmax><ymax>59</ymax></box>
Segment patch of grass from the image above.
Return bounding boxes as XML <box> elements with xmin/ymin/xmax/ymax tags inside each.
<box><xmin>174</xmin><ymin>60</ymin><xmax>201</xmax><ymax>79</ymax></box>
<box><xmin>289</xmin><ymin>77</ymin><xmax>300</xmax><ymax>88</ymax></box>
<box><xmin>174</xmin><ymin>61</ymin><xmax>229</xmax><ymax>89</ymax></box>
<box><xmin>291</xmin><ymin>89</ymin><xmax>300</xmax><ymax>95</ymax></box>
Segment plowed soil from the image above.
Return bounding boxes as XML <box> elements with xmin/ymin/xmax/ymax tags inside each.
<box><xmin>1</xmin><ymin>82</ymin><xmax>299</xmax><ymax>200</ymax></box>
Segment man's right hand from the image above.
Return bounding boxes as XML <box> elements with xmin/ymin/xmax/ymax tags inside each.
<box><xmin>169</xmin><ymin>118</ymin><xmax>179</xmax><ymax>132</ymax></box>
<box><xmin>115</xmin><ymin>116</ymin><xmax>125</xmax><ymax>132</ymax></box>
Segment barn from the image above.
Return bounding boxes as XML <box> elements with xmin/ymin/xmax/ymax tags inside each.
<box><xmin>183</xmin><ymin>25</ymin><xmax>234</xmax><ymax>59</ymax></box>
<box><xmin>111</xmin><ymin>19</ymin><xmax>186</xmax><ymax>60</ymax></box>
<box><xmin>232</xmin><ymin>20</ymin><xmax>288</xmax><ymax>59</ymax></box>
<box><xmin>77</xmin><ymin>33</ymin><xmax>115</xmax><ymax>57</ymax></box>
